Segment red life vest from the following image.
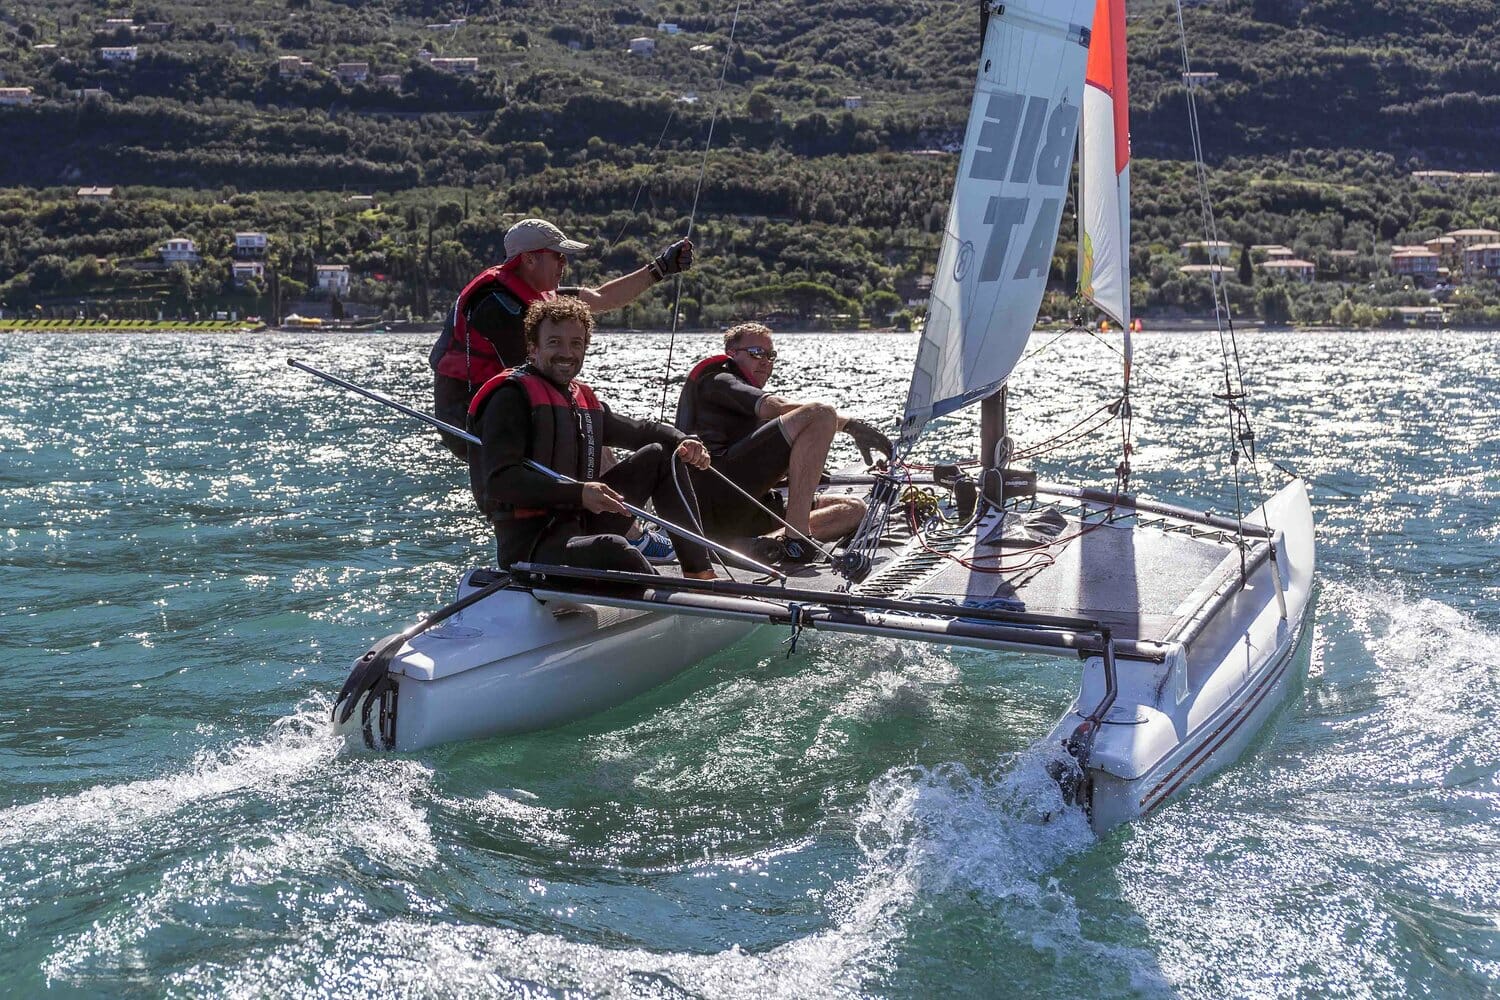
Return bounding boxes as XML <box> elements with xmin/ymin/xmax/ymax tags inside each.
<box><xmin>431</xmin><ymin>260</ymin><xmax>553</xmax><ymax>384</ymax></box>
<box><xmin>468</xmin><ymin>365</ymin><xmax>605</xmax><ymax>521</ymax></box>
<box><xmin>675</xmin><ymin>354</ymin><xmax>755</xmax><ymax>456</ymax></box>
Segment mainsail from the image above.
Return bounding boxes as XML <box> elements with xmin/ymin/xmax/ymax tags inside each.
<box><xmin>900</xmin><ymin>1</ymin><xmax>1096</xmax><ymax>447</ymax></box>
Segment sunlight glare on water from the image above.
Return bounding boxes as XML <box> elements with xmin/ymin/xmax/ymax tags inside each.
<box><xmin>1</xmin><ymin>329</ymin><xmax>1497</xmax><ymax>997</ymax></box>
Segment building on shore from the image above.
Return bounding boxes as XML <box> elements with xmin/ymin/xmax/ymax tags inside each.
<box><xmin>1390</xmin><ymin>248</ymin><xmax>1440</xmax><ymax>286</ymax></box>
<box><xmin>1179</xmin><ymin>240</ymin><xmax>1232</xmax><ymax>264</ymax></box>
<box><xmin>316</xmin><ymin>264</ymin><xmax>351</xmax><ymax>295</ymax></box>
<box><xmin>1462</xmin><ymin>242</ymin><xmax>1500</xmax><ymax>278</ymax></box>
<box><xmin>1258</xmin><ymin>258</ymin><xmax>1316</xmax><ymax>283</ymax></box>
<box><xmin>233</xmin><ymin>232</ymin><xmax>268</xmax><ymax>259</ymax></box>
<box><xmin>160</xmin><ymin>238</ymin><xmax>200</xmax><ymax>264</ymax></box>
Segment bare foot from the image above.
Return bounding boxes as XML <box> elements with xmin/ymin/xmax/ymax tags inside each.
<box><xmin>682</xmin><ymin>570</ymin><xmax>716</xmax><ymax>580</ymax></box>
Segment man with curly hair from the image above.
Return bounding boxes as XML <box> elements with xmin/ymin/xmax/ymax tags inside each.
<box><xmin>468</xmin><ymin>298</ymin><xmax>715</xmax><ymax>579</ymax></box>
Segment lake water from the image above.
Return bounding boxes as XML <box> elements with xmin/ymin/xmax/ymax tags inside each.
<box><xmin>1</xmin><ymin>330</ymin><xmax>1496</xmax><ymax>997</ymax></box>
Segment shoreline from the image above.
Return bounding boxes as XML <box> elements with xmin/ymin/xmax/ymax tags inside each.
<box><xmin>1</xmin><ymin>320</ymin><xmax>1493</xmax><ymax>335</ymax></box>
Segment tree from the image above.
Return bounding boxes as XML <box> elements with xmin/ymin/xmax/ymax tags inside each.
<box><xmin>747</xmin><ymin>88</ymin><xmax>775</xmax><ymax>122</ymax></box>
<box><xmin>1256</xmin><ymin>285</ymin><xmax>1292</xmax><ymax>325</ymax></box>
<box><xmin>1238</xmin><ymin>244</ymin><xmax>1253</xmax><ymax>284</ymax></box>
<box><xmin>865</xmin><ymin>289</ymin><xmax>902</xmax><ymax>325</ymax></box>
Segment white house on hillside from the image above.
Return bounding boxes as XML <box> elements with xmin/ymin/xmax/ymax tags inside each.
<box><xmin>161</xmin><ymin>237</ymin><xmax>200</xmax><ymax>264</ymax></box>
<box><xmin>430</xmin><ymin>57</ymin><xmax>478</xmax><ymax>74</ymax></box>
<box><xmin>316</xmin><ymin>264</ymin><xmax>350</xmax><ymax>295</ymax></box>
<box><xmin>234</xmin><ymin>232</ymin><xmax>268</xmax><ymax>258</ymax></box>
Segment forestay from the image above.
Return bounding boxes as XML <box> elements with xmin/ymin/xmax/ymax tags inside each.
<box><xmin>900</xmin><ymin>0</ymin><xmax>1095</xmax><ymax>447</ymax></box>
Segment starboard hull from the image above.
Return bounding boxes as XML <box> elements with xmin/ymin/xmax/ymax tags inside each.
<box><xmin>1046</xmin><ymin>478</ymin><xmax>1318</xmax><ymax>831</ymax></box>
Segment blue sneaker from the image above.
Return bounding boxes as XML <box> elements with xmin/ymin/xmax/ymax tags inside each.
<box><xmin>630</xmin><ymin>527</ymin><xmax>677</xmax><ymax>564</ymax></box>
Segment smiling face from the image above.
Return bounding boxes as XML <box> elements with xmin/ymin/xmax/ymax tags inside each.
<box><xmin>530</xmin><ymin>317</ymin><xmax>590</xmax><ymax>386</ymax></box>
<box><xmin>729</xmin><ymin>328</ymin><xmax>776</xmax><ymax>388</ymax></box>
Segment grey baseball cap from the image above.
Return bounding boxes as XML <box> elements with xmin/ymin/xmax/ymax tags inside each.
<box><xmin>503</xmin><ymin>218</ymin><xmax>589</xmax><ymax>259</ymax></box>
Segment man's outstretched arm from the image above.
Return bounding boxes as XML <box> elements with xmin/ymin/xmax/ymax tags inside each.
<box><xmin>577</xmin><ymin>238</ymin><xmax>693</xmax><ymax>313</ymax></box>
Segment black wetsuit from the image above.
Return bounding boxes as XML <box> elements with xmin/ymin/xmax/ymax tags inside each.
<box><xmin>474</xmin><ymin>380</ymin><xmax>712</xmax><ymax>574</ymax></box>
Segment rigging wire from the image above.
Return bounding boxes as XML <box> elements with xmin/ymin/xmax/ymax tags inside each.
<box><xmin>1173</xmin><ymin>0</ymin><xmax>1261</xmax><ymax>558</ymax></box>
<box><xmin>605</xmin><ymin>108</ymin><xmax>680</xmax><ymax>252</ymax></box>
<box><xmin>657</xmin><ymin>0</ymin><xmax>745</xmax><ymax>421</ymax></box>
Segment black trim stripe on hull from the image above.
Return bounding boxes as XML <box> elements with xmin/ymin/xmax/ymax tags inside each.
<box><xmin>1134</xmin><ymin>610</ymin><xmax>1310</xmax><ymax>817</ymax></box>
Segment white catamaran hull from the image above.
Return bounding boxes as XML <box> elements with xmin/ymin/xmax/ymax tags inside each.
<box><xmin>333</xmin><ymin>579</ymin><xmax>755</xmax><ymax>752</ymax></box>
<box><xmin>1047</xmin><ymin>479</ymin><xmax>1317</xmax><ymax>830</ymax></box>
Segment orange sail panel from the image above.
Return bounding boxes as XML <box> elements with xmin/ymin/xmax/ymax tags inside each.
<box><xmin>1079</xmin><ymin>0</ymin><xmax>1131</xmax><ymax>341</ymax></box>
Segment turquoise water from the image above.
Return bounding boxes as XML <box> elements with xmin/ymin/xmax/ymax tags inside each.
<box><xmin>1</xmin><ymin>330</ymin><xmax>1496</xmax><ymax>997</ymax></box>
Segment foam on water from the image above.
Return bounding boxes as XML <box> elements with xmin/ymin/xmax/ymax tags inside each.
<box><xmin>4</xmin><ymin>330</ymin><xmax>1499</xmax><ymax>996</ymax></box>
<box><xmin>1115</xmin><ymin>582</ymin><xmax>1500</xmax><ymax>996</ymax></box>
<box><xmin>0</xmin><ymin>702</ymin><xmax>339</xmax><ymax>850</ymax></box>
<box><xmin>89</xmin><ymin>749</ymin><xmax>1103</xmax><ymax>999</ymax></box>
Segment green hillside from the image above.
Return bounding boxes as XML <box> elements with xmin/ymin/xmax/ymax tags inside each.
<box><xmin>0</xmin><ymin>0</ymin><xmax>1497</xmax><ymax>326</ymax></box>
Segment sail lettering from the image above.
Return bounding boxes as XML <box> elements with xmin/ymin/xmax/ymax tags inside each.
<box><xmin>1008</xmin><ymin>96</ymin><xmax>1049</xmax><ymax>184</ymax></box>
<box><xmin>968</xmin><ymin>92</ymin><xmax>1080</xmax><ymax>191</ymax></box>
<box><xmin>1013</xmin><ymin>198</ymin><xmax>1062</xmax><ymax>280</ymax></box>
<box><xmin>980</xmin><ymin>196</ymin><xmax>1028</xmax><ymax>282</ymax></box>
<box><xmin>1035</xmin><ymin>103</ymin><xmax>1080</xmax><ymax>186</ymax></box>
<box><xmin>969</xmin><ymin>93</ymin><xmax>1025</xmax><ymax>181</ymax></box>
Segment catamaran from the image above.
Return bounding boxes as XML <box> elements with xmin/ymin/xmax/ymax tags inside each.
<box><xmin>319</xmin><ymin>0</ymin><xmax>1315</xmax><ymax>832</ymax></box>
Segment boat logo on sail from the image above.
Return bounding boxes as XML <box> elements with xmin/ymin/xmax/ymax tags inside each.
<box><xmin>954</xmin><ymin>241</ymin><xmax>975</xmax><ymax>282</ymax></box>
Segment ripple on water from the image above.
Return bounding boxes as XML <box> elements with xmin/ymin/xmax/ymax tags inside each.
<box><xmin>1</xmin><ymin>330</ymin><xmax>1498</xmax><ymax>997</ymax></box>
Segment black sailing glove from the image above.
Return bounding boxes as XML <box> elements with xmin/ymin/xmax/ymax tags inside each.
<box><xmin>647</xmin><ymin>238</ymin><xmax>694</xmax><ymax>281</ymax></box>
<box><xmin>843</xmin><ymin>418</ymin><xmax>894</xmax><ymax>465</ymax></box>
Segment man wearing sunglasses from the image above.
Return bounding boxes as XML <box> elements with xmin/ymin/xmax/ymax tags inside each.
<box><xmin>675</xmin><ymin>322</ymin><xmax>893</xmax><ymax>562</ymax></box>
<box><xmin>430</xmin><ymin>217</ymin><xmax>693</xmax><ymax>459</ymax></box>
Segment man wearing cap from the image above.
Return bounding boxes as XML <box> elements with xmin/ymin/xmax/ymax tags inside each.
<box><xmin>429</xmin><ymin>218</ymin><xmax>692</xmax><ymax>458</ymax></box>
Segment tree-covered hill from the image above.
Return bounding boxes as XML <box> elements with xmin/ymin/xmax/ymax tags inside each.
<box><xmin>0</xmin><ymin>0</ymin><xmax>1497</xmax><ymax>326</ymax></box>
<box><xmin>3</xmin><ymin>0</ymin><xmax>1498</xmax><ymax>188</ymax></box>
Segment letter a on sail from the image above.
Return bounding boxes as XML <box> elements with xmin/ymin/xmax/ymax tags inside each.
<box><xmin>900</xmin><ymin>1</ymin><xmax>1095</xmax><ymax>448</ymax></box>
<box><xmin>1079</xmin><ymin>0</ymin><xmax>1130</xmax><ymax>338</ymax></box>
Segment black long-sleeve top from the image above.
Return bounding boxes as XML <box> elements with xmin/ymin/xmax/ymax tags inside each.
<box><xmin>475</xmin><ymin>380</ymin><xmax>688</xmax><ymax>514</ymax></box>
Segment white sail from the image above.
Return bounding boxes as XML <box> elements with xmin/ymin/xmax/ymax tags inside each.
<box><xmin>900</xmin><ymin>0</ymin><xmax>1096</xmax><ymax>447</ymax></box>
<box><xmin>1079</xmin><ymin>0</ymin><xmax>1131</xmax><ymax>333</ymax></box>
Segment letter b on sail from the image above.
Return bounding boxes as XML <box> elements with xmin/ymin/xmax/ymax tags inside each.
<box><xmin>968</xmin><ymin>94</ymin><xmax>1079</xmax><ymax>193</ymax></box>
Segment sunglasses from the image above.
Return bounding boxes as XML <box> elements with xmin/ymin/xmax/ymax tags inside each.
<box><xmin>737</xmin><ymin>346</ymin><xmax>777</xmax><ymax>362</ymax></box>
